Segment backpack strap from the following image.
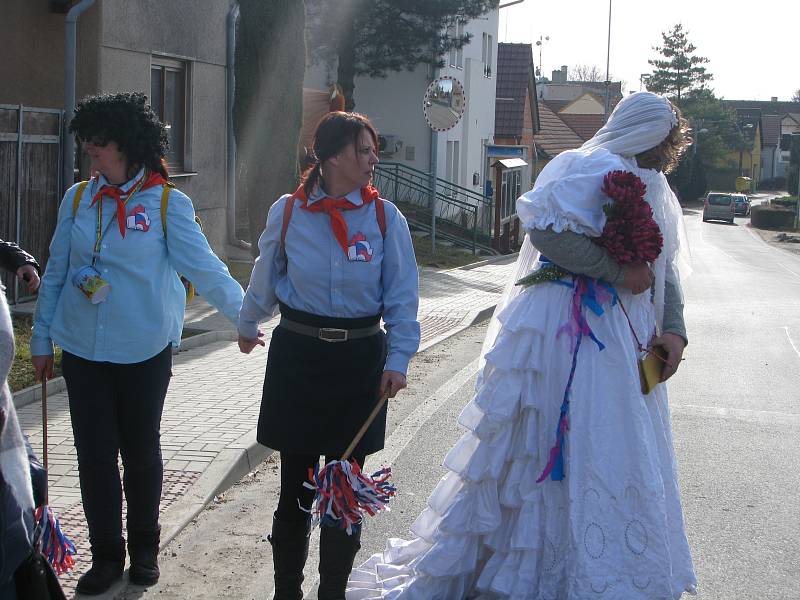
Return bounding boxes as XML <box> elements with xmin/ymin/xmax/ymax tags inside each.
<box><xmin>280</xmin><ymin>196</ymin><xmax>297</xmax><ymax>255</ymax></box>
<box><xmin>375</xmin><ymin>197</ymin><xmax>386</xmax><ymax>238</ymax></box>
<box><xmin>160</xmin><ymin>185</ymin><xmax>171</xmax><ymax>238</ymax></box>
<box><xmin>72</xmin><ymin>180</ymin><xmax>90</xmax><ymax>218</ymax></box>
<box><xmin>280</xmin><ymin>194</ymin><xmax>386</xmax><ymax>256</ymax></box>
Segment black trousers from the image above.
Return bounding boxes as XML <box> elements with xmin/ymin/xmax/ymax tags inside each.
<box><xmin>276</xmin><ymin>451</ymin><xmax>367</xmax><ymax>523</ymax></box>
<box><xmin>62</xmin><ymin>346</ymin><xmax>172</xmax><ymax>547</ymax></box>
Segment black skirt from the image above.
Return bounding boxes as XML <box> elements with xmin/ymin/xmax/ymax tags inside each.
<box><xmin>256</xmin><ymin>303</ymin><xmax>388</xmax><ymax>457</ymax></box>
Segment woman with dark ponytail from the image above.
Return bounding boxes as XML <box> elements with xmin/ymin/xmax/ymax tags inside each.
<box><xmin>30</xmin><ymin>92</ymin><xmax>244</xmax><ymax>594</ymax></box>
<box><xmin>238</xmin><ymin>111</ymin><xmax>420</xmax><ymax>599</ymax></box>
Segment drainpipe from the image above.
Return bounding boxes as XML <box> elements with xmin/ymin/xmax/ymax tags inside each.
<box><xmin>226</xmin><ymin>2</ymin><xmax>251</xmax><ymax>251</ymax></box>
<box><xmin>63</xmin><ymin>0</ymin><xmax>96</xmax><ymax>192</ymax></box>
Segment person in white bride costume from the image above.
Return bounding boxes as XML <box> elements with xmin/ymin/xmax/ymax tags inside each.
<box><xmin>347</xmin><ymin>91</ymin><xmax>697</xmax><ymax>600</ymax></box>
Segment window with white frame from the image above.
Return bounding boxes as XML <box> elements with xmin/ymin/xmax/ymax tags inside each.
<box><xmin>456</xmin><ymin>21</ymin><xmax>464</xmax><ymax>69</ymax></box>
<box><xmin>448</xmin><ymin>20</ymin><xmax>465</xmax><ymax>69</ymax></box>
<box><xmin>482</xmin><ymin>33</ymin><xmax>493</xmax><ymax>77</ymax></box>
<box><xmin>448</xmin><ymin>24</ymin><xmax>457</xmax><ymax>67</ymax></box>
<box><xmin>452</xmin><ymin>141</ymin><xmax>460</xmax><ymax>187</ymax></box>
<box><xmin>151</xmin><ymin>57</ymin><xmax>188</xmax><ymax>172</ymax></box>
<box><xmin>500</xmin><ymin>169</ymin><xmax>520</xmax><ymax>220</ymax></box>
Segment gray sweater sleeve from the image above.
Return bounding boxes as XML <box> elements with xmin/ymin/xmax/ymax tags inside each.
<box><xmin>528</xmin><ymin>227</ymin><xmax>626</xmax><ymax>283</ymax></box>
<box><xmin>662</xmin><ymin>267</ymin><xmax>687</xmax><ymax>345</ymax></box>
<box><xmin>528</xmin><ymin>227</ymin><xmax>687</xmax><ymax>345</ymax></box>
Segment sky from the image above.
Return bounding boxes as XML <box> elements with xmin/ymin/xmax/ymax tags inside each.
<box><xmin>498</xmin><ymin>0</ymin><xmax>799</xmax><ymax>102</ymax></box>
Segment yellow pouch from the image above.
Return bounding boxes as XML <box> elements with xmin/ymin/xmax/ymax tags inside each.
<box><xmin>639</xmin><ymin>345</ymin><xmax>667</xmax><ymax>395</ymax></box>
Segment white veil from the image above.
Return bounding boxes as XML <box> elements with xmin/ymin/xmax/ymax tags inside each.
<box><xmin>481</xmin><ymin>92</ymin><xmax>692</xmax><ymax>363</ymax></box>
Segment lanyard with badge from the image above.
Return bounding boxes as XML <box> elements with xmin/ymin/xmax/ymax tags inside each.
<box><xmin>72</xmin><ymin>174</ymin><xmax>147</xmax><ymax>304</ymax></box>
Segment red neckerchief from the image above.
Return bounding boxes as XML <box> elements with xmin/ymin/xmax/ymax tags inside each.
<box><xmin>90</xmin><ymin>170</ymin><xmax>167</xmax><ymax>238</ymax></box>
<box><xmin>293</xmin><ymin>184</ymin><xmax>380</xmax><ymax>256</ymax></box>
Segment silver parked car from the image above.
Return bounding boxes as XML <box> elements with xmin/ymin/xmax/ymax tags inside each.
<box><xmin>732</xmin><ymin>193</ymin><xmax>750</xmax><ymax>216</ymax></box>
<box><xmin>703</xmin><ymin>192</ymin><xmax>735</xmax><ymax>224</ymax></box>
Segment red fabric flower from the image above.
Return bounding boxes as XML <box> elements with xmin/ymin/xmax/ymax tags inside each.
<box><xmin>594</xmin><ymin>170</ymin><xmax>663</xmax><ymax>265</ymax></box>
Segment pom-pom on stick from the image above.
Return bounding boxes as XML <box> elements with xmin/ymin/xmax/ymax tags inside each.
<box><xmin>304</xmin><ymin>390</ymin><xmax>395</xmax><ymax>534</ymax></box>
<box><xmin>37</xmin><ymin>378</ymin><xmax>78</xmax><ymax>574</ymax></box>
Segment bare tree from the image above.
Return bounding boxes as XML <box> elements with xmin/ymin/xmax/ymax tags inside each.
<box><xmin>569</xmin><ymin>64</ymin><xmax>604</xmax><ymax>82</ymax></box>
<box><xmin>793</xmin><ymin>89</ymin><xmax>800</xmax><ymax>103</ymax></box>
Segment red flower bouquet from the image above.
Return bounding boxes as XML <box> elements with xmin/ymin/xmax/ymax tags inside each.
<box><xmin>594</xmin><ymin>170</ymin><xmax>662</xmax><ymax>264</ymax></box>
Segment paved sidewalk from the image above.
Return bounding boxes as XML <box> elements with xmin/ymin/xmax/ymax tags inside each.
<box><xmin>15</xmin><ymin>255</ymin><xmax>516</xmax><ymax>597</ymax></box>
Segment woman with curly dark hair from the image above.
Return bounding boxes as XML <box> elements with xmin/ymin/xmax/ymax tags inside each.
<box><xmin>30</xmin><ymin>92</ymin><xmax>244</xmax><ymax>594</ymax></box>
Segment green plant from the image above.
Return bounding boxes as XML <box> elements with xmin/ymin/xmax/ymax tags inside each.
<box><xmin>411</xmin><ymin>235</ymin><xmax>482</xmax><ymax>270</ymax></box>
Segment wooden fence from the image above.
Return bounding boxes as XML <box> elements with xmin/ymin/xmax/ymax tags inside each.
<box><xmin>1</xmin><ymin>104</ymin><xmax>63</xmax><ymax>304</ymax></box>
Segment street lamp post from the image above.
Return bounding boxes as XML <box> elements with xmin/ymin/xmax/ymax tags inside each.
<box><xmin>603</xmin><ymin>0</ymin><xmax>612</xmax><ymax>120</ymax></box>
<box><xmin>535</xmin><ymin>35</ymin><xmax>549</xmax><ymax>79</ymax></box>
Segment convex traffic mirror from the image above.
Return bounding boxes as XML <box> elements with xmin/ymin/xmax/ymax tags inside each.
<box><xmin>423</xmin><ymin>76</ymin><xmax>465</xmax><ymax>132</ymax></box>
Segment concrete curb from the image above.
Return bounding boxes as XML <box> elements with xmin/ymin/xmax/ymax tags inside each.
<box><xmin>177</xmin><ymin>329</ymin><xmax>237</xmax><ymax>351</ymax></box>
<box><xmin>159</xmin><ymin>301</ymin><xmax>500</xmax><ymax>549</ymax></box>
<box><xmin>456</xmin><ymin>251</ymin><xmax>519</xmax><ymax>271</ymax></box>
<box><xmin>417</xmin><ymin>303</ymin><xmax>497</xmax><ymax>353</ymax></box>
<box><xmin>159</xmin><ymin>434</ymin><xmax>273</xmax><ymax>550</ymax></box>
<box><xmin>11</xmin><ymin>330</ymin><xmax>238</xmax><ymax>410</ymax></box>
<box><xmin>12</xmin><ymin>376</ymin><xmax>67</xmax><ymax>410</ymax></box>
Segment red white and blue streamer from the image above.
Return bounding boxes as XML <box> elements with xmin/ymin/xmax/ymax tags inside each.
<box><xmin>304</xmin><ymin>459</ymin><xmax>396</xmax><ymax>534</ymax></box>
<box><xmin>35</xmin><ymin>504</ymin><xmax>77</xmax><ymax>575</ymax></box>
<box><xmin>537</xmin><ymin>275</ymin><xmax>616</xmax><ymax>483</ymax></box>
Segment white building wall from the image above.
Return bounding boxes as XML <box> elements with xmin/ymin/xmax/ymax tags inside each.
<box><xmin>435</xmin><ymin>9</ymin><xmax>499</xmax><ymax>195</ymax></box>
<box><xmin>305</xmin><ymin>9</ymin><xmax>499</xmax><ymax>203</ymax></box>
<box><xmin>354</xmin><ymin>64</ymin><xmax>434</xmax><ymax>174</ymax></box>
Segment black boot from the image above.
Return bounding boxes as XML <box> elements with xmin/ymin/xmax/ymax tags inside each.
<box><xmin>268</xmin><ymin>513</ymin><xmax>311</xmax><ymax>600</ymax></box>
<box><xmin>75</xmin><ymin>538</ymin><xmax>125</xmax><ymax>596</ymax></box>
<box><xmin>128</xmin><ymin>527</ymin><xmax>161</xmax><ymax>586</ymax></box>
<box><xmin>317</xmin><ymin>522</ymin><xmax>362</xmax><ymax>600</ymax></box>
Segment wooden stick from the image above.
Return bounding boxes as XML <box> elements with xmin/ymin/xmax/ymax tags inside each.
<box><xmin>341</xmin><ymin>389</ymin><xmax>391</xmax><ymax>461</ymax></box>
<box><xmin>41</xmin><ymin>377</ymin><xmax>49</xmax><ymax>505</ymax></box>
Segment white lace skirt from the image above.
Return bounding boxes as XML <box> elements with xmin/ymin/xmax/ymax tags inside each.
<box><xmin>347</xmin><ymin>280</ymin><xmax>697</xmax><ymax>600</ymax></box>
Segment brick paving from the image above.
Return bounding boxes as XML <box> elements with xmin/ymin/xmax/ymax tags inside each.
<box><xmin>15</xmin><ymin>255</ymin><xmax>517</xmax><ymax>598</ymax></box>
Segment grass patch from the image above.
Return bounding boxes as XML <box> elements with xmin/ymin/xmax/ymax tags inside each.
<box><xmin>225</xmin><ymin>260</ymin><xmax>254</xmax><ymax>288</ymax></box>
<box><xmin>226</xmin><ymin>240</ymin><xmax>483</xmax><ymax>274</ymax></box>
<box><xmin>412</xmin><ymin>234</ymin><xmax>483</xmax><ymax>270</ymax></box>
<box><xmin>9</xmin><ymin>314</ymin><xmax>62</xmax><ymax>393</ymax></box>
<box><xmin>9</xmin><ymin>313</ymin><xmax>200</xmax><ymax>393</ymax></box>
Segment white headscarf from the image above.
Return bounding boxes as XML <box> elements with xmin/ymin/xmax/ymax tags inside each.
<box><xmin>482</xmin><ymin>92</ymin><xmax>691</xmax><ymax>361</ymax></box>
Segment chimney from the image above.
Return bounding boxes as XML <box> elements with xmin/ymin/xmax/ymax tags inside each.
<box><xmin>551</xmin><ymin>66</ymin><xmax>569</xmax><ymax>84</ymax></box>
<box><xmin>771</xmin><ymin>96</ymin><xmax>778</xmax><ymax>102</ymax></box>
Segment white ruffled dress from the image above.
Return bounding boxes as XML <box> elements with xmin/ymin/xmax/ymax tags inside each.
<box><xmin>348</xmin><ymin>150</ymin><xmax>697</xmax><ymax>600</ymax></box>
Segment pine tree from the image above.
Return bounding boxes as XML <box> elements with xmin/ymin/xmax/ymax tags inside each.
<box><xmin>234</xmin><ymin>0</ymin><xmax>306</xmax><ymax>251</ymax></box>
<box><xmin>306</xmin><ymin>0</ymin><xmax>499</xmax><ymax>110</ymax></box>
<box><xmin>647</xmin><ymin>23</ymin><xmax>712</xmax><ymax>100</ymax></box>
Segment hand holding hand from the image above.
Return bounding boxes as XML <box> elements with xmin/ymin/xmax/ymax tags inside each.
<box><xmin>237</xmin><ymin>330</ymin><xmax>265</xmax><ymax>354</ymax></box>
<box><xmin>379</xmin><ymin>370</ymin><xmax>407</xmax><ymax>399</ymax></box>
<box><xmin>621</xmin><ymin>263</ymin><xmax>654</xmax><ymax>295</ymax></box>
<box><xmin>31</xmin><ymin>355</ymin><xmax>54</xmax><ymax>382</ymax></box>
<box><xmin>17</xmin><ymin>265</ymin><xmax>40</xmax><ymax>293</ymax></box>
<box><xmin>650</xmin><ymin>332</ymin><xmax>685</xmax><ymax>382</ymax></box>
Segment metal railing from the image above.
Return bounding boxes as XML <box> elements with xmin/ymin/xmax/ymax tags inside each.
<box><xmin>374</xmin><ymin>162</ymin><xmax>494</xmax><ymax>253</ymax></box>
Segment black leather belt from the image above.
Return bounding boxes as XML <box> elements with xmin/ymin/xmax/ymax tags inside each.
<box><xmin>279</xmin><ymin>316</ymin><xmax>381</xmax><ymax>343</ymax></box>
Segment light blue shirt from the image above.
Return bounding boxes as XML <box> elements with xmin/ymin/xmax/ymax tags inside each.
<box><xmin>31</xmin><ymin>169</ymin><xmax>244</xmax><ymax>363</ymax></box>
<box><xmin>238</xmin><ymin>186</ymin><xmax>420</xmax><ymax>375</ymax></box>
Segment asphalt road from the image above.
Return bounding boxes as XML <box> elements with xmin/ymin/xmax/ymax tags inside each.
<box><xmin>669</xmin><ymin>205</ymin><xmax>800</xmax><ymax>599</ymax></box>
<box><xmin>123</xmin><ymin>206</ymin><xmax>800</xmax><ymax>600</ymax></box>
